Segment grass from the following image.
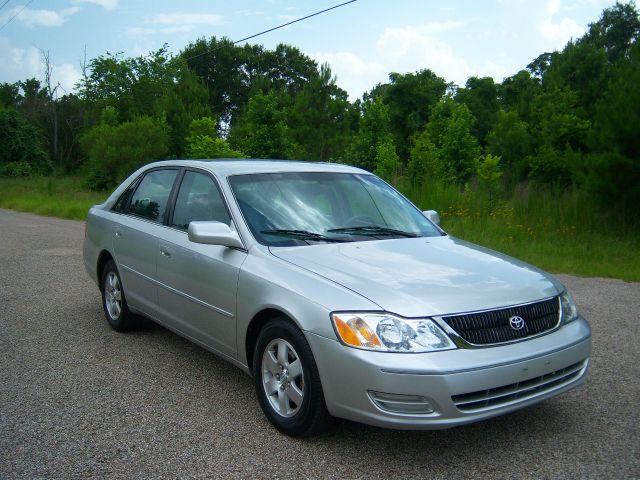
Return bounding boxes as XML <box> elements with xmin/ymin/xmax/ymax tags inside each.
<box><xmin>1</xmin><ymin>175</ymin><xmax>638</xmax><ymax>281</ymax></box>
<box><xmin>0</xmin><ymin>176</ymin><xmax>108</xmax><ymax>220</ymax></box>
<box><xmin>402</xmin><ymin>180</ymin><xmax>640</xmax><ymax>282</ymax></box>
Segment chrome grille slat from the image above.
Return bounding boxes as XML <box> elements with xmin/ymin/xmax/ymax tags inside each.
<box><xmin>442</xmin><ymin>297</ymin><xmax>560</xmax><ymax>346</ymax></box>
<box><xmin>452</xmin><ymin>360</ymin><xmax>587</xmax><ymax>412</ymax></box>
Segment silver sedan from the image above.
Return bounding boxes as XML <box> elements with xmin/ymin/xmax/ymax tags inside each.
<box><xmin>83</xmin><ymin>160</ymin><xmax>591</xmax><ymax>436</ymax></box>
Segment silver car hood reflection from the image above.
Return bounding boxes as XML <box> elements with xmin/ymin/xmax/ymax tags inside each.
<box><xmin>269</xmin><ymin>236</ymin><xmax>561</xmax><ymax>317</ymax></box>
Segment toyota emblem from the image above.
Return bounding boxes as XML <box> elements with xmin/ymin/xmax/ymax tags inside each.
<box><xmin>509</xmin><ymin>315</ymin><xmax>525</xmax><ymax>330</ymax></box>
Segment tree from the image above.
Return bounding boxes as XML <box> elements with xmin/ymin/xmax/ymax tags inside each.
<box><xmin>543</xmin><ymin>41</ymin><xmax>610</xmax><ymax>117</ymax></box>
<box><xmin>585</xmin><ymin>41</ymin><xmax>640</xmax><ymax>214</ymax></box>
<box><xmin>287</xmin><ymin>63</ymin><xmax>354</xmax><ymax>161</ymax></box>
<box><xmin>477</xmin><ymin>153</ymin><xmax>503</xmax><ymax>200</ymax></box>
<box><xmin>0</xmin><ymin>82</ymin><xmax>21</xmax><ymax>108</ymax></box>
<box><xmin>500</xmin><ymin>70</ymin><xmax>541</xmax><ymax>122</ymax></box>
<box><xmin>486</xmin><ymin>110</ymin><xmax>533</xmax><ymax>182</ymax></box>
<box><xmin>530</xmin><ymin>88</ymin><xmax>590</xmax><ymax>152</ymax></box>
<box><xmin>0</xmin><ymin>107</ymin><xmax>51</xmax><ymax>176</ymax></box>
<box><xmin>230</xmin><ymin>91</ymin><xmax>292</xmax><ymax>159</ymax></box>
<box><xmin>374</xmin><ymin>137</ymin><xmax>399</xmax><ymax>183</ymax></box>
<box><xmin>181</xmin><ymin>37</ymin><xmax>247</xmax><ymax>128</ymax></box>
<box><xmin>368</xmin><ymin>69</ymin><xmax>448</xmax><ymax>161</ymax></box>
<box><xmin>422</xmin><ymin>97</ymin><xmax>481</xmax><ymax>184</ymax></box>
<box><xmin>407</xmin><ymin>133</ymin><xmax>440</xmax><ymax>185</ymax></box>
<box><xmin>582</xmin><ymin>1</ymin><xmax>640</xmax><ymax>63</ymax></box>
<box><xmin>455</xmin><ymin>76</ymin><xmax>500</xmax><ymax>145</ymax></box>
<box><xmin>345</xmin><ymin>97</ymin><xmax>395</xmax><ymax>172</ymax></box>
<box><xmin>181</xmin><ymin>38</ymin><xmax>319</xmax><ymax>130</ymax></box>
<box><xmin>184</xmin><ymin>117</ymin><xmax>244</xmax><ymax>159</ymax></box>
<box><xmin>79</xmin><ymin>46</ymin><xmax>210</xmax><ymax>156</ymax></box>
<box><xmin>80</xmin><ymin>115</ymin><xmax>169</xmax><ymax>189</ymax></box>
<box><xmin>439</xmin><ymin>102</ymin><xmax>482</xmax><ymax>184</ymax></box>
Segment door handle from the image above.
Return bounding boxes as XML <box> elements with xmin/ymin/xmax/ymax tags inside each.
<box><xmin>160</xmin><ymin>248</ymin><xmax>171</xmax><ymax>257</ymax></box>
<box><xmin>115</xmin><ymin>230</ymin><xmax>122</xmax><ymax>238</ymax></box>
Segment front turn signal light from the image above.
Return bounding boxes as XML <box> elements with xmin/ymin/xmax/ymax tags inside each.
<box><xmin>333</xmin><ymin>314</ymin><xmax>382</xmax><ymax>349</ymax></box>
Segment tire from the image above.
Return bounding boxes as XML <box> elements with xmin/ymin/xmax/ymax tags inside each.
<box><xmin>101</xmin><ymin>259</ymin><xmax>142</xmax><ymax>332</ymax></box>
<box><xmin>253</xmin><ymin>317</ymin><xmax>333</xmax><ymax>437</ymax></box>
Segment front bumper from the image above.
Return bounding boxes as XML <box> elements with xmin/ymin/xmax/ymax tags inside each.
<box><xmin>306</xmin><ymin>317</ymin><xmax>591</xmax><ymax>429</ymax></box>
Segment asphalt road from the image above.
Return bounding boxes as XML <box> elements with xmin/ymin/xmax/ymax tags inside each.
<box><xmin>1</xmin><ymin>208</ymin><xmax>638</xmax><ymax>479</ymax></box>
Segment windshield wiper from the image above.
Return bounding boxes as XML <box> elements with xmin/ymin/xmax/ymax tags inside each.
<box><xmin>260</xmin><ymin>229</ymin><xmax>349</xmax><ymax>243</ymax></box>
<box><xmin>327</xmin><ymin>225</ymin><xmax>419</xmax><ymax>238</ymax></box>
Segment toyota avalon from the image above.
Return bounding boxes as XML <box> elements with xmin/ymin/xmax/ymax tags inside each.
<box><xmin>83</xmin><ymin>159</ymin><xmax>591</xmax><ymax>436</ymax></box>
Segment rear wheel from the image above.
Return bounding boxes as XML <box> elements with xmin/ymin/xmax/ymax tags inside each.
<box><xmin>253</xmin><ymin>318</ymin><xmax>332</xmax><ymax>437</ymax></box>
<box><xmin>101</xmin><ymin>260</ymin><xmax>142</xmax><ymax>332</ymax></box>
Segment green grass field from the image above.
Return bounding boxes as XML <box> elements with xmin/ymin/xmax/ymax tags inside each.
<box><xmin>403</xmin><ymin>181</ymin><xmax>640</xmax><ymax>281</ymax></box>
<box><xmin>0</xmin><ymin>176</ymin><xmax>108</xmax><ymax>220</ymax></box>
<box><xmin>1</xmin><ymin>175</ymin><xmax>638</xmax><ymax>281</ymax></box>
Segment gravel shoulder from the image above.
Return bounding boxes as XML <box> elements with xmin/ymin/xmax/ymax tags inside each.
<box><xmin>0</xmin><ymin>208</ymin><xmax>638</xmax><ymax>479</ymax></box>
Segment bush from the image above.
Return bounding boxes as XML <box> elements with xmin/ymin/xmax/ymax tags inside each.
<box><xmin>477</xmin><ymin>154</ymin><xmax>503</xmax><ymax>200</ymax></box>
<box><xmin>0</xmin><ymin>107</ymin><xmax>52</xmax><ymax>176</ymax></box>
<box><xmin>80</xmin><ymin>115</ymin><xmax>170</xmax><ymax>190</ymax></box>
<box><xmin>1</xmin><ymin>161</ymin><xmax>33</xmax><ymax>177</ymax></box>
<box><xmin>184</xmin><ymin>117</ymin><xmax>244</xmax><ymax>159</ymax></box>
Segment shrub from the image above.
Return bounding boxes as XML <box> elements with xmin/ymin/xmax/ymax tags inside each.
<box><xmin>0</xmin><ymin>107</ymin><xmax>51</xmax><ymax>176</ymax></box>
<box><xmin>80</xmin><ymin>115</ymin><xmax>169</xmax><ymax>190</ymax></box>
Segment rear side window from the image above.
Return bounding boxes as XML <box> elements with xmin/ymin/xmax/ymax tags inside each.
<box><xmin>126</xmin><ymin>169</ymin><xmax>178</xmax><ymax>223</ymax></box>
<box><xmin>171</xmin><ymin>171</ymin><xmax>231</xmax><ymax>230</ymax></box>
<box><xmin>112</xmin><ymin>177</ymin><xmax>139</xmax><ymax>213</ymax></box>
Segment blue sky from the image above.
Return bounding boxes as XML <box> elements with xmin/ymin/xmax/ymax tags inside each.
<box><xmin>0</xmin><ymin>0</ymin><xmax>630</xmax><ymax>99</ymax></box>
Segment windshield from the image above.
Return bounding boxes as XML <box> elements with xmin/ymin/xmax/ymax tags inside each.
<box><xmin>229</xmin><ymin>172</ymin><xmax>442</xmax><ymax>246</ymax></box>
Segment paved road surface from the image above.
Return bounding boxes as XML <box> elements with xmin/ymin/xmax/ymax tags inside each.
<box><xmin>1</xmin><ymin>209</ymin><xmax>638</xmax><ymax>479</ymax></box>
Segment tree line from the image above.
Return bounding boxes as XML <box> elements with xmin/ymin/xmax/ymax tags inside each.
<box><xmin>0</xmin><ymin>2</ymin><xmax>638</xmax><ymax>219</ymax></box>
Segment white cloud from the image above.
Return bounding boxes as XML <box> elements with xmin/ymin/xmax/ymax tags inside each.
<box><xmin>132</xmin><ymin>11</ymin><xmax>226</xmax><ymax>35</ymax></box>
<box><xmin>312</xmin><ymin>20</ymin><xmax>511</xmax><ymax>100</ymax></box>
<box><xmin>53</xmin><ymin>63</ymin><xmax>83</xmax><ymax>95</ymax></box>
<box><xmin>0</xmin><ymin>42</ymin><xmax>81</xmax><ymax>95</ymax></box>
<box><xmin>72</xmin><ymin>0</ymin><xmax>118</xmax><ymax>10</ymax></box>
<box><xmin>419</xmin><ymin>20</ymin><xmax>471</xmax><ymax>34</ymax></box>
<box><xmin>539</xmin><ymin>0</ymin><xmax>584</xmax><ymax>48</ymax></box>
<box><xmin>311</xmin><ymin>51</ymin><xmax>384</xmax><ymax>98</ymax></box>
<box><xmin>1</xmin><ymin>6</ymin><xmax>79</xmax><ymax>28</ymax></box>
<box><xmin>235</xmin><ymin>9</ymin><xmax>265</xmax><ymax>17</ymax></box>
<box><xmin>145</xmin><ymin>12</ymin><xmax>225</xmax><ymax>26</ymax></box>
<box><xmin>376</xmin><ymin>25</ymin><xmax>473</xmax><ymax>85</ymax></box>
<box><xmin>4</xmin><ymin>44</ymin><xmax>41</xmax><ymax>78</ymax></box>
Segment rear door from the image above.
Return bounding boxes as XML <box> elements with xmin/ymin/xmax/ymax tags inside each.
<box><xmin>112</xmin><ymin>168</ymin><xmax>179</xmax><ymax>315</ymax></box>
<box><xmin>155</xmin><ymin>169</ymin><xmax>246</xmax><ymax>359</ymax></box>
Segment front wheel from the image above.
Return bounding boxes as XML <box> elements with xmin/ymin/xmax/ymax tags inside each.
<box><xmin>253</xmin><ymin>318</ymin><xmax>332</xmax><ymax>437</ymax></box>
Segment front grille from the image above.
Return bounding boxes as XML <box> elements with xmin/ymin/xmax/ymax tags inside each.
<box><xmin>452</xmin><ymin>360</ymin><xmax>587</xmax><ymax>412</ymax></box>
<box><xmin>441</xmin><ymin>297</ymin><xmax>560</xmax><ymax>345</ymax></box>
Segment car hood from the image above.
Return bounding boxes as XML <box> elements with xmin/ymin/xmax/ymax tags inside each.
<box><xmin>269</xmin><ymin>236</ymin><xmax>562</xmax><ymax>317</ymax></box>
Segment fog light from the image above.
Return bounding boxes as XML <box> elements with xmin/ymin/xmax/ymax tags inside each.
<box><xmin>368</xmin><ymin>391</ymin><xmax>435</xmax><ymax>414</ymax></box>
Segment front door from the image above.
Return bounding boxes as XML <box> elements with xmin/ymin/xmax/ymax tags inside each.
<box><xmin>156</xmin><ymin>170</ymin><xmax>246</xmax><ymax>359</ymax></box>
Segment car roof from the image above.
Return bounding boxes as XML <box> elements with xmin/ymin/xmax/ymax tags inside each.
<box><xmin>144</xmin><ymin>159</ymin><xmax>369</xmax><ymax>177</ymax></box>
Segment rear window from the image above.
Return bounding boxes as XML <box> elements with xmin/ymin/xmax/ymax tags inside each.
<box><xmin>125</xmin><ymin>169</ymin><xmax>178</xmax><ymax>223</ymax></box>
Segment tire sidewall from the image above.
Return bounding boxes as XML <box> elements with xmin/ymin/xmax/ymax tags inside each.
<box><xmin>101</xmin><ymin>260</ymin><xmax>125</xmax><ymax>330</ymax></box>
<box><xmin>253</xmin><ymin>320</ymin><xmax>317</xmax><ymax>435</ymax></box>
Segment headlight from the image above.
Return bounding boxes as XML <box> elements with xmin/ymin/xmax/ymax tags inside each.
<box><xmin>560</xmin><ymin>290</ymin><xmax>579</xmax><ymax>324</ymax></box>
<box><xmin>331</xmin><ymin>312</ymin><xmax>456</xmax><ymax>352</ymax></box>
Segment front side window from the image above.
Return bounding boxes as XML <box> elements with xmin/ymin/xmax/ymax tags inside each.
<box><xmin>171</xmin><ymin>171</ymin><xmax>231</xmax><ymax>230</ymax></box>
<box><xmin>229</xmin><ymin>172</ymin><xmax>442</xmax><ymax>246</ymax></box>
<box><xmin>126</xmin><ymin>169</ymin><xmax>178</xmax><ymax>222</ymax></box>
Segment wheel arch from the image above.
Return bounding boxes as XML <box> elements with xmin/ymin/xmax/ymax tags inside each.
<box><xmin>96</xmin><ymin>250</ymin><xmax>115</xmax><ymax>290</ymax></box>
<box><xmin>245</xmin><ymin>308</ymin><xmax>300</xmax><ymax>374</ymax></box>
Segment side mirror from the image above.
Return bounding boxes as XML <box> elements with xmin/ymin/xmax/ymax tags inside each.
<box><xmin>188</xmin><ymin>221</ymin><xmax>244</xmax><ymax>249</ymax></box>
<box><xmin>422</xmin><ymin>209</ymin><xmax>440</xmax><ymax>226</ymax></box>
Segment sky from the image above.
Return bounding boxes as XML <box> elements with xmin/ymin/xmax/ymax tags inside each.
<box><xmin>0</xmin><ymin>0</ymin><xmax>632</xmax><ymax>100</ymax></box>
